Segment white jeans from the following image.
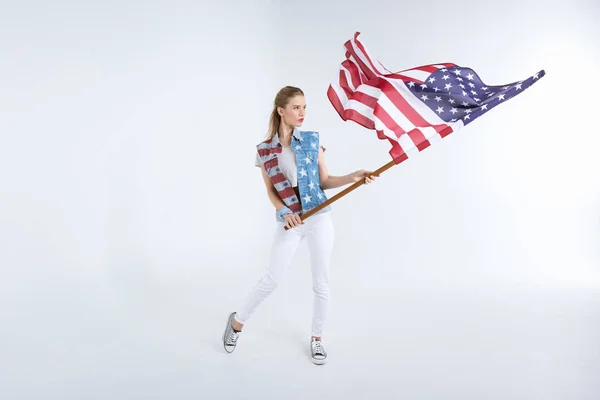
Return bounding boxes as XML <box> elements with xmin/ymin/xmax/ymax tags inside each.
<box><xmin>235</xmin><ymin>212</ymin><xmax>335</xmax><ymax>337</ymax></box>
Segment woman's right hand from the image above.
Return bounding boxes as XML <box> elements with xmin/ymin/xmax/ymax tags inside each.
<box><xmin>284</xmin><ymin>213</ymin><xmax>304</xmax><ymax>229</ymax></box>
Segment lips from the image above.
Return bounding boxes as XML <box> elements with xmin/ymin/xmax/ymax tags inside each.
<box><xmin>299</xmin><ymin>118</ymin><xmax>304</xmax><ymax>122</ymax></box>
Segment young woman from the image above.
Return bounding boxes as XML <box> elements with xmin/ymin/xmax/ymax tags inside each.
<box><xmin>222</xmin><ymin>86</ymin><xmax>378</xmax><ymax>365</ymax></box>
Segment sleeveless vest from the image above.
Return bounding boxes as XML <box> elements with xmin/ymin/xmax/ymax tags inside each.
<box><xmin>257</xmin><ymin>129</ymin><xmax>331</xmax><ymax>221</ymax></box>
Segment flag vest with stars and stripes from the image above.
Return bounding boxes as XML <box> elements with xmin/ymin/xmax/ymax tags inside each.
<box><xmin>256</xmin><ymin>128</ymin><xmax>331</xmax><ymax>221</ymax></box>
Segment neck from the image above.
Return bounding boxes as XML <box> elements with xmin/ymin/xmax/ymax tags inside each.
<box><xmin>278</xmin><ymin>123</ymin><xmax>294</xmax><ymax>146</ymax></box>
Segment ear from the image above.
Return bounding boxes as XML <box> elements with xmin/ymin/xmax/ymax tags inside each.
<box><xmin>277</xmin><ymin>106</ymin><xmax>284</xmax><ymax>117</ymax></box>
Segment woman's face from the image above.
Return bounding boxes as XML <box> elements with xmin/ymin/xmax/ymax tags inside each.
<box><xmin>279</xmin><ymin>95</ymin><xmax>306</xmax><ymax>128</ymax></box>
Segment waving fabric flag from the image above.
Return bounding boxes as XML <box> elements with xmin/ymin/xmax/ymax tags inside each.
<box><xmin>295</xmin><ymin>31</ymin><xmax>545</xmax><ymax>225</ymax></box>
<box><xmin>327</xmin><ymin>32</ymin><xmax>546</xmax><ymax>164</ymax></box>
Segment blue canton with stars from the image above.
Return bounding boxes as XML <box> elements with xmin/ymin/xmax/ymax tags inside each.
<box><xmin>405</xmin><ymin>66</ymin><xmax>545</xmax><ymax>126</ymax></box>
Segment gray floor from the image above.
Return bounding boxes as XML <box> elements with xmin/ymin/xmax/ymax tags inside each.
<box><xmin>2</xmin><ymin>270</ymin><xmax>598</xmax><ymax>400</ymax></box>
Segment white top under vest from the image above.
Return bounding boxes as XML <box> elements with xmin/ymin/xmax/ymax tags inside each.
<box><xmin>255</xmin><ymin>145</ymin><xmax>298</xmax><ymax>186</ymax></box>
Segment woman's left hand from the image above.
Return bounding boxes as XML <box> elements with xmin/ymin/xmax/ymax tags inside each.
<box><xmin>351</xmin><ymin>169</ymin><xmax>379</xmax><ymax>185</ymax></box>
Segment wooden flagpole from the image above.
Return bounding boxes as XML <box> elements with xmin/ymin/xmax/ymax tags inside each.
<box><xmin>284</xmin><ymin>159</ymin><xmax>397</xmax><ymax>230</ymax></box>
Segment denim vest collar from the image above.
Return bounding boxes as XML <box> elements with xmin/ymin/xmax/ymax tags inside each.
<box><xmin>270</xmin><ymin>127</ymin><xmax>303</xmax><ymax>147</ymax></box>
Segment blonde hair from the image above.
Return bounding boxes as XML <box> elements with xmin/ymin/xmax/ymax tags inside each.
<box><xmin>266</xmin><ymin>86</ymin><xmax>304</xmax><ymax>140</ymax></box>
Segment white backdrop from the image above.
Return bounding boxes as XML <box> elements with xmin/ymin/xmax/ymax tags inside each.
<box><xmin>1</xmin><ymin>0</ymin><xmax>599</xmax><ymax>399</ymax></box>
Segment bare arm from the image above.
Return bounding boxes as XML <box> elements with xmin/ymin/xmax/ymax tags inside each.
<box><xmin>318</xmin><ymin>147</ymin><xmax>379</xmax><ymax>190</ymax></box>
<box><xmin>260</xmin><ymin>164</ymin><xmax>286</xmax><ymax>211</ymax></box>
<box><xmin>260</xmin><ymin>163</ymin><xmax>304</xmax><ymax>228</ymax></box>
<box><xmin>317</xmin><ymin>147</ymin><xmax>355</xmax><ymax>190</ymax></box>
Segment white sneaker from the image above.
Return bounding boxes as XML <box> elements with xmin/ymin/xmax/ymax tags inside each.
<box><xmin>310</xmin><ymin>339</ymin><xmax>327</xmax><ymax>365</ymax></box>
<box><xmin>222</xmin><ymin>312</ymin><xmax>240</xmax><ymax>353</ymax></box>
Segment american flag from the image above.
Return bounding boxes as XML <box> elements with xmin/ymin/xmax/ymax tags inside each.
<box><xmin>327</xmin><ymin>32</ymin><xmax>545</xmax><ymax>163</ymax></box>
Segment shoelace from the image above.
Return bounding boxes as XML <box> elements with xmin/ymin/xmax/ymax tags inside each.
<box><xmin>226</xmin><ymin>330</ymin><xmax>239</xmax><ymax>346</ymax></box>
<box><xmin>311</xmin><ymin>341</ymin><xmax>324</xmax><ymax>355</ymax></box>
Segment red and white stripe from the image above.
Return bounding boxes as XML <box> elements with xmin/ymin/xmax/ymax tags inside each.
<box><xmin>327</xmin><ymin>32</ymin><xmax>462</xmax><ymax>163</ymax></box>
